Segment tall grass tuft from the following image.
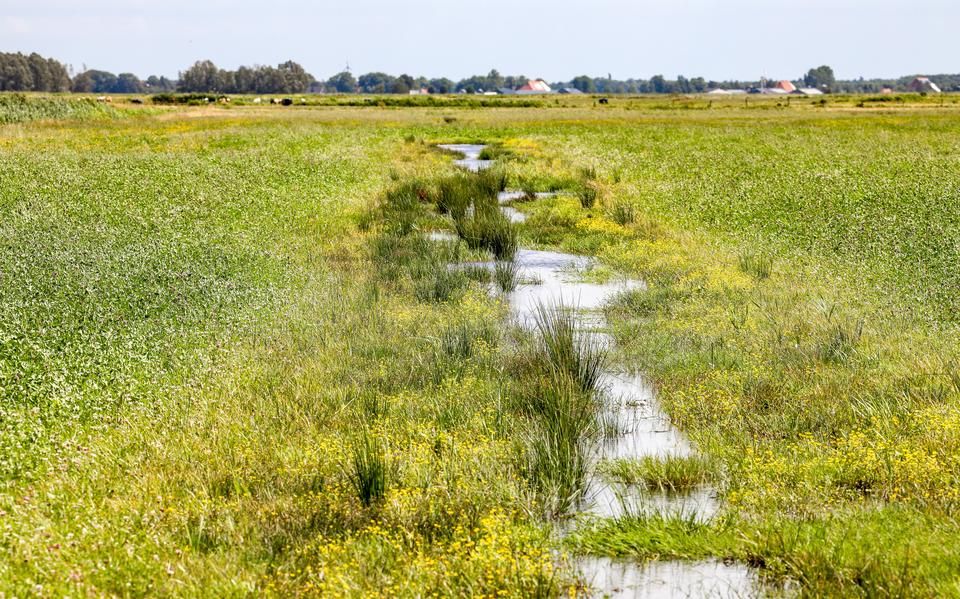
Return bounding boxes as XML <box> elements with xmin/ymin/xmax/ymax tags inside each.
<box><xmin>600</xmin><ymin>455</ymin><xmax>711</xmax><ymax>492</ymax></box>
<box><xmin>440</xmin><ymin>319</ymin><xmax>498</xmax><ymax>359</ymax></box>
<box><xmin>413</xmin><ymin>262</ymin><xmax>468</xmax><ymax>303</ymax></box>
<box><xmin>523</xmin><ymin>372</ymin><xmax>599</xmax><ymax>517</ymax></box>
<box><xmin>347</xmin><ymin>429</ymin><xmax>389</xmax><ymax>507</ymax></box>
<box><xmin>817</xmin><ymin>319</ymin><xmax>864</xmax><ymax>363</ymax></box>
<box><xmin>608</xmin><ymin>199</ymin><xmax>637</xmax><ymax>225</ymax></box>
<box><xmin>435</xmin><ymin>175</ymin><xmax>474</xmax><ymax>219</ymax></box>
<box><xmin>578</xmin><ymin>185</ymin><xmax>598</xmax><ymax>209</ymax></box>
<box><xmin>455</xmin><ymin>208</ymin><xmax>518</xmax><ymax>261</ymax></box>
<box><xmin>477</xmin><ymin>163</ymin><xmax>509</xmax><ymax>194</ymax></box>
<box><xmin>381</xmin><ymin>181</ymin><xmax>426</xmax><ymax>236</ymax></box>
<box><xmin>533</xmin><ymin>301</ymin><xmax>607</xmax><ymax>393</ymax></box>
<box><xmin>513</xmin><ymin>301</ymin><xmax>608</xmax><ymax>517</ymax></box>
<box><xmin>494</xmin><ymin>261</ymin><xmax>520</xmax><ymax>292</ymax></box>
<box><xmin>738</xmin><ymin>251</ymin><xmax>774</xmax><ymax>280</ymax></box>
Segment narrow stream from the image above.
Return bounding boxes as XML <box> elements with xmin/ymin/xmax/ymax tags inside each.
<box><xmin>436</xmin><ymin>144</ymin><xmax>761</xmax><ymax>597</ymax></box>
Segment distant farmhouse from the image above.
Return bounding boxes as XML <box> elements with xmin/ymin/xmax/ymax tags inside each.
<box><xmin>497</xmin><ymin>79</ymin><xmax>555</xmax><ymax>95</ymax></box>
<box><xmin>737</xmin><ymin>80</ymin><xmax>823</xmax><ymax>96</ymax></box>
<box><xmin>908</xmin><ymin>77</ymin><xmax>942</xmax><ymax>93</ymax></box>
<box><xmin>773</xmin><ymin>80</ymin><xmax>797</xmax><ymax>93</ymax></box>
<box><xmin>516</xmin><ymin>79</ymin><xmax>552</xmax><ymax>94</ymax></box>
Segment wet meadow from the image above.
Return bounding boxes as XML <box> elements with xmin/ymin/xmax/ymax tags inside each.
<box><xmin>2</xmin><ymin>94</ymin><xmax>960</xmax><ymax>596</ymax></box>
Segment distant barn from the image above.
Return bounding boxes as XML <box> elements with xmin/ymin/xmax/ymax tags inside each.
<box><xmin>908</xmin><ymin>77</ymin><xmax>942</xmax><ymax>93</ymax></box>
<box><xmin>516</xmin><ymin>79</ymin><xmax>552</xmax><ymax>94</ymax></box>
<box><xmin>773</xmin><ymin>80</ymin><xmax>797</xmax><ymax>93</ymax></box>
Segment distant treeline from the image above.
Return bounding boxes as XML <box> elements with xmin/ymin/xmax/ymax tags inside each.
<box><xmin>2</xmin><ymin>53</ymin><xmax>959</xmax><ymax>95</ymax></box>
<box><xmin>0</xmin><ymin>52</ymin><xmax>71</xmax><ymax>92</ymax></box>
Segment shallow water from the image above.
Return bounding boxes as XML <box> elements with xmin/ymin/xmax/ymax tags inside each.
<box><xmin>501</xmin><ymin>205</ymin><xmax>527</xmax><ymax>223</ymax></box>
<box><xmin>507</xmin><ymin>249</ymin><xmax>643</xmax><ymax>330</ymax></box>
<box><xmin>497</xmin><ymin>190</ymin><xmax>556</xmax><ymax>203</ymax></box>
<box><xmin>577</xmin><ymin>557</ymin><xmax>760</xmax><ymax>599</ymax></box>
<box><xmin>438</xmin><ymin>144</ymin><xmax>756</xmax><ymax>597</ymax></box>
<box><xmin>437</xmin><ymin>143</ymin><xmax>493</xmax><ymax>172</ymax></box>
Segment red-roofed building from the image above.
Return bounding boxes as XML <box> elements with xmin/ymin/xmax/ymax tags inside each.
<box><xmin>773</xmin><ymin>80</ymin><xmax>797</xmax><ymax>93</ymax></box>
<box><xmin>517</xmin><ymin>79</ymin><xmax>552</xmax><ymax>93</ymax></box>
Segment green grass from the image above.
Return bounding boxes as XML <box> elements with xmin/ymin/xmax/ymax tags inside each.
<box><xmin>0</xmin><ymin>93</ymin><xmax>118</xmax><ymax>124</ymax></box>
<box><xmin>494</xmin><ymin>260</ymin><xmax>521</xmax><ymax>292</ymax></box>
<box><xmin>599</xmin><ymin>455</ymin><xmax>711</xmax><ymax>492</ymax></box>
<box><xmin>347</xmin><ymin>428</ymin><xmax>390</xmax><ymax>507</ymax></box>
<box><xmin>4</xmin><ymin>96</ymin><xmax>960</xmax><ymax>596</ymax></box>
<box><xmin>737</xmin><ymin>251</ymin><xmax>774</xmax><ymax>280</ymax></box>
<box><xmin>532</xmin><ymin>301</ymin><xmax>607</xmax><ymax>393</ymax></box>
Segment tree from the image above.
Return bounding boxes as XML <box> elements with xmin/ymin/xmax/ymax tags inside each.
<box><xmin>326</xmin><ymin>71</ymin><xmax>356</xmax><ymax>93</ymax></box>
<box><xmin>277</xmin><ymin>60</ymin><xmax>313</xmax><ymax>93</ymax></box>
<box><xmin>145</xmin><ymin>75</ymin><xmax>175</xmax><ymax>91</ymax></box>
<box><xmin>391</xmin><ymin>74</ymin><xmax>415</xmax><ymax>94</ymax></box>
<box><xmin>428</xmin><ymin>78</ymin><xmax>454</xmax><ymax>94</ymax></box>
<box><xmin>571</xmin><ymin>75</ymin><xmax>595</xmax><ymax>93</ymax></box>
<box><xmin>0</xmin><ymin>54</ymin><xmax>29</xmax><ymax>91</ymax></box>
<box><xmin>803</xmin><ymin>65</ymin><xmax>835</xmax><ymax>91</ymax></box>
<box><xmin>486</xmin><ymin>69</ymin><xmax>504</xmax><ymax>90</ymax></box>
<box><xmin>650</xmin><ymin>74</ymin><xmax>667</xmax><ymax>93</ymax></box>
<box><xmin>358</xmin><ymin>72</ymin><xmax>394</xmax><ymax>93</ymax></box>
<box><xmin>71</xmin><ymin>71</ymin><xmax>94</xmax><ymax>93</ymax></box>
<box><xmin>0</xmin><ymin>52</ymin><xmax>70</xmax><ymax>91</ymax></box>
<box><xmin>178</xmin><ymin>60</ymin><xmax>220</xmax><ymax>92</ymax></box>
<box><xmin>114</xmin><ymin>73</ymin><xmax>144</xmax><ymax>93</ymax></box>
<box><xmin>85</xmin><ymin>70</ymin><xmax>118</xmax><ymax>93</ymax></box>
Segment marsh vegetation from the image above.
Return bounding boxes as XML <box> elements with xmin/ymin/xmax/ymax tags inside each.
<box><xmin>2</xmin><ymin>95</ymin><xmax>960</xmax><ymax>596</ymax></box>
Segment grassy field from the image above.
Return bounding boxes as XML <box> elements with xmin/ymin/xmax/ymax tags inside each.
<box><xmin>2</xmin><ymin>95</ymin><xmax>960</xmax><ymax>596</ymax></box>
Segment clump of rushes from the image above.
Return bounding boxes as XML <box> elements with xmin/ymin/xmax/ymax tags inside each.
<box><xmin>476</xmin><ymin>163</ymin><xmax>509</xmax><ymax>194</ymax></box>
<box><xmin>372</xmin><ymin>232</ymin><xmax>468</xmax><ymax>302</ymax></box>
<box><xmin>440</xmin><ymin>319</ymin><xmax>498</xmax><ymax>360</ymax></box>
<box><xmin>412</xmin><ymin>259</ymin><xmax>468</xmax><ymax>303</ymax></box>
<box><xmin>816</xmin><ymin>317</ymin><xmax>864</xmax><ymax>363</ymax></box>
<box><xmin>435</xmin><ymin>175</ymin><xmax>474</xmax><ymax>219</ymax></box>
<box><xmin>738</xmin><ymin>251</ymin><xmax>774</xmax><ymax>280</ymax></box>
<box><xmin>523</xmin><ymin>370</ymin><xmax>599</xmax><ymax>517</ymax></box>
<box><xmin>513</xmin><ymin>301</ymin><xmax>607</xmax><ymax>517</ymax></box>
<box><xmin>533</xmin><ymin>301</ymin><xmax>607</xmax><ymax>393</ymax></box>
<box><xmin>358</xmin><ymin>390</ymin><xmax>388</xmax><ymax>421</ymax></box>
<box><xmin>381</xmin><ymin>180</ymin><xmax>429</xmax><ymax>236</ymax></box>
<box><xmin>478</xmin><ymin>145</ymin><xmax>514</xmax><ymax>161</ymax></box>
<box><xmin>578</xmin><ymin>184</ymin><xmax>598</xmax><ymax>209</ymax></box>
<box><xmin>494</xmin><ymin>261</ymin><xmax>520</xmax><ymax>292</ymax></box>
<box><xmin>607</xmin><ymin>198</ymin><xmax>637</xmax><ymax>225</ymax></box>
<box><xmin>454</xmin><ymin>202</ymin><xmax>518</xmax><ymax>261</ymax></box>
<box><xmin>600</xmin><ymin>455</ymin><xmax>711</xmax><ymax>492</ymax></box>
<box><xmin>347</xmin><ymin>429</ymin><xmax>389</xmax><ymax>507</ymax></box>
<box><xmin>462</xmin><ymin>263</ymin><xmax>493</xmax><ymax>283</ymax></box>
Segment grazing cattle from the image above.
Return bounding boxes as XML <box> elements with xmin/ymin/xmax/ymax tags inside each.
<box><xmin>96</xmin><ymin>96</ymin><xmax>111</xmax><ymax>103</ymax></box>
<box><xmin>252</xmin><ymin>97</ymin><xmax>262</xmax><ymax>104</ymax></box>
<box><xmin>270</xmin><ymin>98</ymin><xmax>281</xmax><ymax>104</ymax></box>
<box><xmin>280</xmin><ymin>98</ymin><xmax>293</xmax><ymax>106</ymax></box>
<box><xmin>598</xmin><ymin>97</ymin><xmax>609</xmax><ymax>104</ymax></box>
<box><xmin>130</xmin><ymin>98</ymin><xmax>143</xmax><ymax>104</ymax></box>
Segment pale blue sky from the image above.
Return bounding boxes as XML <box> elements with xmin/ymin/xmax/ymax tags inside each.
<box><xmin>0</xmin><ymin>0</ymin><xmax>954</xmax><ymax>81</ymax></box>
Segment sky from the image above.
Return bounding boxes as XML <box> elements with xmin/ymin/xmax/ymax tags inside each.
<box><xmin>0</xmin><ymin>0</ymin><xmax>955</xmax><ymax>82</ymax></box>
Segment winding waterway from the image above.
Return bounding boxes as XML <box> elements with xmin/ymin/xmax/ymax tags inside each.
<box><xmin>436</xmin><ymin>144</ymin><xmax>762</xmax><ymax>598</ymax></box>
